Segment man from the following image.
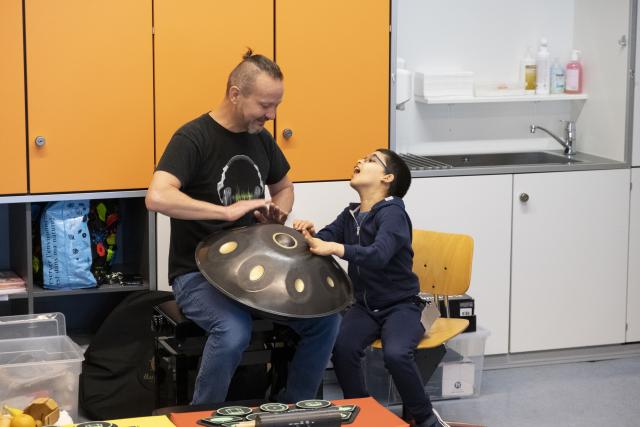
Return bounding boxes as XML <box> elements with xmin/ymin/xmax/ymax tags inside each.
<box><xmin>146</xmin><ymin>50</ymin><xmax>340</xmax><ymax>405</ymax></box>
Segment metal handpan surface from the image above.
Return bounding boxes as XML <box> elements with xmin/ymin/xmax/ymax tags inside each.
<box><xmin>195</xmin><ymin>224</ymin><xmax>353</xmax><ymax>319</ymax></box>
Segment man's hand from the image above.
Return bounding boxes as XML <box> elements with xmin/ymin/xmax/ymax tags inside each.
<box><xmin>254</xmin><ymin>202</ymin><xmax>289</xmax><ymax>224</ymax></box>
<box><xmin>292</xmin><ymin>219</ymin><xmax>316</xmax><ymax>236</ymax></box>
<box><xmin>301</xmin><ymin>229</ymin><xmax>344</xmax><ymax>257</ymax></box>
<box><xmin>225</xmin><ymin>199</ymin><xmax>270</xmax><ymax>222</ymax></box>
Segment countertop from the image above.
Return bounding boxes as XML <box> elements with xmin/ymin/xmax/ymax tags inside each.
<box><xmin>406</xmin><ymin>150</ymin><xmax>629</xmax><ymax>178</ymax></box>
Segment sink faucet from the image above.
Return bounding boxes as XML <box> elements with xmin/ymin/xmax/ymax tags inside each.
<box><xmin>529</xmin><ymin>121</ymin><xmax>577</xmax><ymax>156</ymax></box>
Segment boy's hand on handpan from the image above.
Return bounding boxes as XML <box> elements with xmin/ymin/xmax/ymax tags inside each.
<box><xmin>301</xmin><ymin>228</ymin><xmax>344</xmax><ymax>257</ymax></box>
<box><xmin>292</xmin><ymin>219</ymin><xmax>316</xmax><ymax>236</ymax></box>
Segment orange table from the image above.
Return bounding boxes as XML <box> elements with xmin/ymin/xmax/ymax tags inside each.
<box><xmin>169</xmin><ymin>397</ymin><xmax>408</xmax><ymax>427</ymax></box>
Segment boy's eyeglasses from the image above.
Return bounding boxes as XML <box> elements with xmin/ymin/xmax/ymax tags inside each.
<box><xmin>364</xmin><ymin>154</ymin><xmax>389</xmax><ymax>173</ymax></box>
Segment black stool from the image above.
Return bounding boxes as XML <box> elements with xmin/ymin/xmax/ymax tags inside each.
<box><xmin>152</xmin><ymin>299</ymin><xmax>299</xmax><ymax>406</ymax></box>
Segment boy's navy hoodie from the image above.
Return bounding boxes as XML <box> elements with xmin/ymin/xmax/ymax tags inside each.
<box><xmin>316</xmin><ymin>196</ymin><xmax>419</xmax><ymax>310</ymax></box>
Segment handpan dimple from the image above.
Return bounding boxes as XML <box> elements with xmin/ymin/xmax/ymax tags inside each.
<box><xmin>195</xmin><ymin>224</ymin><xmax>353</xmax><ymax>319</ymax></box>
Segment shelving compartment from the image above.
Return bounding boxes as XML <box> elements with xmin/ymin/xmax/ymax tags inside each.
<box><xmin>0</xmin><ymin>203</ymin><xmax>29</xmax><ymax>314</ymax></box>
<box><xmin>30</xmin><ymin>197</ymin><xmax>153</xmax><ymax>296</ymax></box>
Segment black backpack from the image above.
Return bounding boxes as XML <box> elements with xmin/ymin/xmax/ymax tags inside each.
<box><xmin>79</xmin><ymin>290</ymin><xmax>173</xmax><ymax>419</ymax></box>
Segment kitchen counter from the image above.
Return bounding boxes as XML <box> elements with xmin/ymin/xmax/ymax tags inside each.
<box><xmin>404</xmin><ymin>150</ymin><xmax>628</xmax><ymax>178</ymax></box>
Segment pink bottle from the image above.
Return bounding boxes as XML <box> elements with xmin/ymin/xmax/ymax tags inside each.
<box><xmin>565</xmin><ymin>49</ymin><xmax>583</xmax><ymax>94</ymax></box>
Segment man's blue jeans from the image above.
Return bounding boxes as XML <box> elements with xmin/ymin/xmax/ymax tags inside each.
<box><xmin>172</xmin><ymin>271</ymin><xmax>341</xmax><ymax>405</ymax></box>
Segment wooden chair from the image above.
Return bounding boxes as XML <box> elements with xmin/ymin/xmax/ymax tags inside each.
<box><xmin>367</xmin><ymin>230</ymin><xmax>476</xmax><ymax>424</ymax></box>
<box><xmin>372</xmin><ymin>229</ymin><xmax>474</xmax><ymax>350</ymax></box>
<box><xmin>366</xmin><ymin>231</ymin><xmax>481</xmax><ymax>427</ymax></box>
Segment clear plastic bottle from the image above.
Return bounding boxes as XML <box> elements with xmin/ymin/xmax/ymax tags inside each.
<box><xmin>535</xmin><ymin>38</ymin><xmax>550</xmax><ymax>95</ymax></box>
<box><xmin>520</xmin><ymin>47</ymin><xmax>536</xmax><ymax>94</ymax></box>
<box><xmin>565</xmin><ymin>49</ymin><xmax>583</xmax><ymax>94</ymax></box>
<box><xmin>550</xmin><ymin>58</ymin><xmax>566</xmax><ymax>94</ymax></box>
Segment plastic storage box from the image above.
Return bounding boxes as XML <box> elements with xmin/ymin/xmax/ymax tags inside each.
<box><xmin>0</xmin><ymin>313</ymin><xmax>84</xmax><ymax>420</ymax></box>
<box><xmin>366</xmin><ymin>327</ymin><xmax>490</xmax><ymax>406</ymax></box>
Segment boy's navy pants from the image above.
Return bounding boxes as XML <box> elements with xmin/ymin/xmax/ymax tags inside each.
<box><xmin>332</xmin><ymin>299</ymin><xmax>434</xmax><ymax>423</ymax></box>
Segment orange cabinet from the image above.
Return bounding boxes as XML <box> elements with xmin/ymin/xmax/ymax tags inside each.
<box><xmin>276</xmin><ymin>0</ymin><xmax>390</xmax><ymax>182</ymax></box>
<box><xmin>25</xmin><ymin>0</ymin><xmax>154</xmax><ymax>193</ymax></box>
<box><xmin>154</xmin><ymin>1</ymin><xmax>389</xmax><ymax>182</ymax></box>
<box><xmin>0</xmin><ymin>0</ymin><xmax>27</xmax><ymax>195</ymax></box>
<box><xmin>154</xmin><ymin>0</ymin><xmax>274</xmax><ymax>160</ymax></box>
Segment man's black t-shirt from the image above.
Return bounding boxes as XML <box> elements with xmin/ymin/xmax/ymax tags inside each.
<box><xmin>156</xmin><ymin>113</ymin><xmax>290</xmax><ymax>283</ymax></box>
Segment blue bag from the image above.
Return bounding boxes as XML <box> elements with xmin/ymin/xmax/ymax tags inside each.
<box><xmin>41</xmin><ymin>200</ymin><xmax>97</xmax><ymax>289</ymax></box>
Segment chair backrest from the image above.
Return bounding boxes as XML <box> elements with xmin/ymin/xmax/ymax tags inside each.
<box><xmin>412</xmin><ymin>229</ymin><xmax>474</xmax><ymax>297</ymax></box>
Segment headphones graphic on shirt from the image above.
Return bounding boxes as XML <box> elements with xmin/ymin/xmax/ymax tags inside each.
<box><xmin>216</xmin><ymin>154</ymin><xmax>265</xmax><ymax>206</ymax></box>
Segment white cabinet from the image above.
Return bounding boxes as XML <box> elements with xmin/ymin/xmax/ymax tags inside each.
<box><xmin>405</xmin><ymin>175</ymin><xmax>512</xmax><ymax>355</ymax></box>
<box><xmin>627</xmin><ymin>168</ymin><xmax>640</xmax><ymax>342</ymax></box>
<box><xmin>510</xmin><ymin>169</ymin><xmax>630</xmax><ymax>352</ymax></box>
<box><xmin>634</xmin><ymin>3</ymin><xmax>640</xmax><ymax>166</ymax></box>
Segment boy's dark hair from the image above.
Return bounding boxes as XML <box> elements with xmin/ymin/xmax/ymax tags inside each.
<box><xmin>227</xmin><ymin>48</ymin><xmax>283</xmax><ymax>96</ymax></box>
<box><xmin>377</xmin><ymin>148</ymin><xmax>411</xmax><ymax>198</ymax></box>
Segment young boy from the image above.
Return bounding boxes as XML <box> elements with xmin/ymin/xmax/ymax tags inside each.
<box><xmin>293</xmin><ymin>149</ymin><xmax>449</xmax><ymax>427</ymax></box>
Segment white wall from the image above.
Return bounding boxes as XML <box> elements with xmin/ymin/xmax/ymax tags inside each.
<box><xmin>572</xmin><ymin>0</ymin><xmax>630</xmax><ymax>161</ymax></box>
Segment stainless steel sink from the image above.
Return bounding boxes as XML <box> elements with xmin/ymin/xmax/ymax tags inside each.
<box><xmin>401</xmin><ymin>152</ymin><xmax>581</xmax><ymax>170</ymax></box>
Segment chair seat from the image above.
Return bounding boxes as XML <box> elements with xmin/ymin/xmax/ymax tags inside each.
<box><xmin>371</xmin><ymin>317</ymin><xmax>469</xmax><ymax>350</ymax></box>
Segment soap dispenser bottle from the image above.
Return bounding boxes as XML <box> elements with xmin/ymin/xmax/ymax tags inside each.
<box><xmin>535</xmin><ymin>38</ymin><xmax>550</xmax><ymax>95</ymax></box>
<box><xmin>520</xmin><ymin>47</ymin><xmax>536</xmax><ymax>94</ymax></box>
<box><xmin>565</xmin><ymin>49</ymin><xmax>583</xmax><ymax>94</ymax></box>
<box><xmin>550</xmin><ymin>58</ymin><xmax>566</xmax><ymax>94</ymax></box>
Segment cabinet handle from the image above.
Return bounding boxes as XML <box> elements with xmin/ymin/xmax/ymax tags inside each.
<box><xmin>618</xmin><ymin>35</ymin><xmax>627</xmax><ymax>48</ymax></box>
<box><xmin>519</xmin><ymin>193</ymin><xmax>529</xmax><ymax>203</ymax></box>
<box><xmin>34</xmin><ymin>136</ymin><xmax>46</xmax><ymax>147</ymax></box>
<box><xmin>282</xmin><ymin>128</ymin><xmax>293</xmax><ymax>139</ymax></box>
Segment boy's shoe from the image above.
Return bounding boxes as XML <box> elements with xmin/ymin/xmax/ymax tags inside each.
<box><xmin>415</xmin><ymin>408</ymin><xmax>451</xmax><ymax>427</ymax></box>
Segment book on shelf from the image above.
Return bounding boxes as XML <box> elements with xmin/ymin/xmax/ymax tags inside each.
<box><xmin>0</xmin><ymin>286</ymin><xmax>26</xmax><ymax>295</ymax></box>
<box><xmin>0</xmin><ymin>270</ymin><xmax>26</xmax><ymax>289</ymax></box>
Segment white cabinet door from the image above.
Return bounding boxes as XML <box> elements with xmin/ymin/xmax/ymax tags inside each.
<box><xmin>632</xmin><ymin>3</ymin><xmax>640</xmax><ymax>166</ymax></box>
<box><xmin>627</xmin><ymin>168</ymin><xmax>640</xmax><ymax>342</ymax></box>
<box><xmin>405</xmin><ymin>175</ymin><xmax>512</xmax><ymax>355</ymax></box>
<box><xmin>156</xmin><ymin>213</ymin><xmax>171</xmax><ymax>292</ymax></box>
<box><xmin>511</xmin><ymin>169</ymin><xmax>630</xmax><ymax>352</ymax></box>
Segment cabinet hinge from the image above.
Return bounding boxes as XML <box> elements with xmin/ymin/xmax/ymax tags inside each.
<box><xmin>152</xmin><ymin>26</ymin><xmax>155</xmax><ymax>35</ymax></box>
<box><xmin>631</xmin><ymin>181</ymin><xmax>633</xmax><ymax>191</ymax></box>
<box><xmin>626</xmin><ymin>322</ymin><xmax>629</xmax><ymax>331</ymax></box>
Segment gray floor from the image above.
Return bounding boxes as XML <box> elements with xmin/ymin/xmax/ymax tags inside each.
<box><xmin>324</xmin><ymin>356</ymin><xmax>640</xmax><ymax>427</ymax></box>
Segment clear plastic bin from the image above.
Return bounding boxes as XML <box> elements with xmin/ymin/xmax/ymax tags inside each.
<box><xmin>0</xmin><ymin>313</ymin><xmax>83</xmax><ymax>420</ymax></box>
<box><xmin>366</xmin><ymin>327</ymin><xmax>490</xmax><ymax>406</ymax></box>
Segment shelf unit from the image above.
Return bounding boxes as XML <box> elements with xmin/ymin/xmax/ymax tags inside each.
<box><xmin>415</xmin><ymin>93</ymin><xmax>589</xmax><ymax>105</ymax></box>
<box><xmin>0</xmin><ymin>190</ymin><xmax>156</xmax><ymax>332</ymax></box>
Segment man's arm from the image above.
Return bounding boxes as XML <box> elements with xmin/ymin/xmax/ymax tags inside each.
<box><xmin>255</xmin><ymin>175</ymin><xmax>294</xmax><ymax>224</ymax></box>
<box><xmin>146</xmin><ymin>170</ymin><xmax>266</xmax><ymax>221</ymax></box>
<box><xmin>269</xmin><ymin>175</ymin><xmax>294</xmax><ymax>212</ymax></box>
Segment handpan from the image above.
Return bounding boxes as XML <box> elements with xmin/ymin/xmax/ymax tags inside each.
<box><xmin>195</xmin><ymin>223</ymin><xmax>353</xmax><ymax>319</ymax></box>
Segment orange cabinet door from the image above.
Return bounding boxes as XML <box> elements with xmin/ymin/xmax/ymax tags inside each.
<box><xmin>276</xmin><ymin>0</ymin><xmax>390</xmax><ymax>182</ymax></box>
<box><xmin>154</xmin><ymin>0</ymin><xmax>274</xmax><ymax>161</ymax></box>
<box><xmin>25</xmin><ymin>0</ymin><xmax>154</xmax><ymax>193</ymax></box>
<box><xmin>0</xmin><ymin>0</ymin><xmax>27</xmax><ymax>195</ymax></box>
